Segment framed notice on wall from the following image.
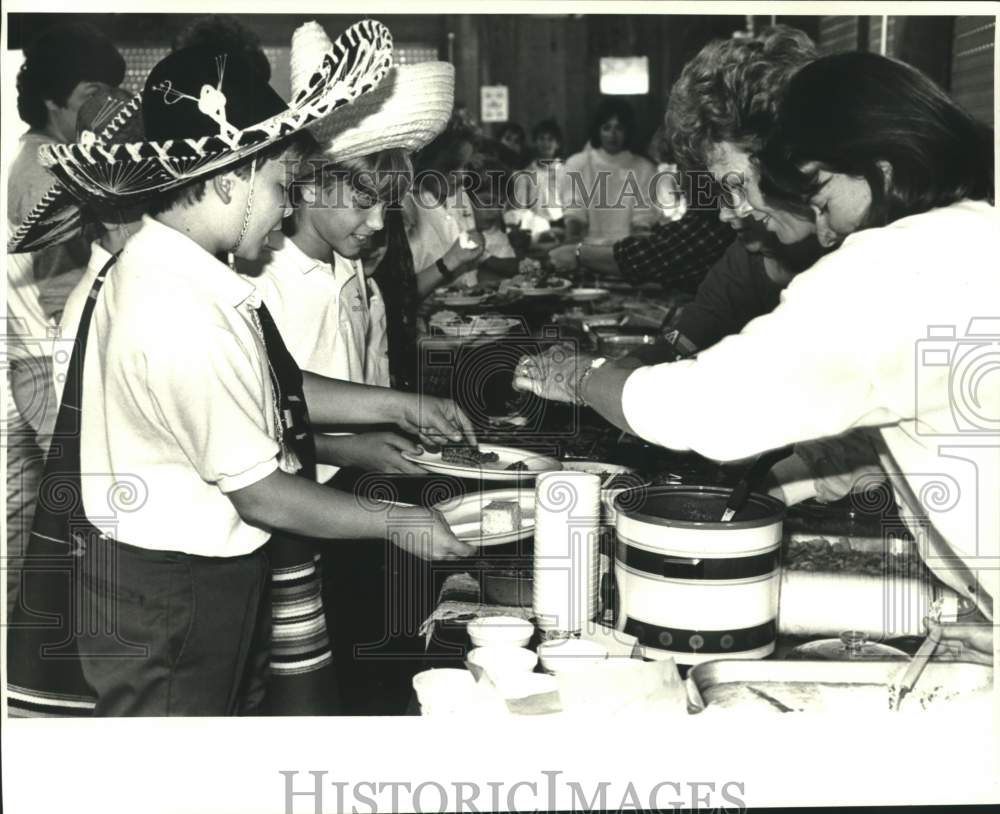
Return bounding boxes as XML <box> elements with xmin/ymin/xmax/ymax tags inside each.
<box><xmin>480</xmin><ymin>85</ymin><xmax>509</xmax><ymax>122</ymax></box>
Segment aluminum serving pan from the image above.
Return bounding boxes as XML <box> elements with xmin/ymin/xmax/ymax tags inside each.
<box><xmin>686</xmin><ymin>659</ymin><xmax>993</xmax><ymax>714</ymax></box>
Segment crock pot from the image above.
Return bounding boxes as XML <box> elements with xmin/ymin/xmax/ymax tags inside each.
<box><xmin>614</xmin><ymin>485</ymin><xmax>786</xmax><ymax>666</ymax></box>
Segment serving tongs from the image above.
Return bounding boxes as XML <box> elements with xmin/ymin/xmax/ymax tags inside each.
<box><xmin>720</xmin><ymin>445</ymin><xmax>794</xmax><ymax>522</ymax></box>
<box><xmin>889</xmin><ymin>624</ymin><xmax>945</xmax><ymax>711</ymax></box>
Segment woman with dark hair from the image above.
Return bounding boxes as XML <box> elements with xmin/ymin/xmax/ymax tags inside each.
<box><xmin>508</xmin><ymin>117</ymin><xmax>567</xmax><ymax>238</ymax></box>
<box><xmin>514</xmin><ymin>53</ymin><xmax>999</xmax><ymax>660</ymax></box>
<box><xmin>560</xmin><ymin>98</ymin><xmax>657</xmax><ymax>243</ymax></box>
<box><xmin>755</xmin><ymin>51</ymin><xmax>994</xmax><ymax>246</ymax></box>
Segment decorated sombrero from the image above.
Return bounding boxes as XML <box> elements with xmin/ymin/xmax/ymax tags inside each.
<box><xmin>290</xmin><ymin>21</ymin><xmax>454</xmax><ymax>161</ymax></box>
<box><xmin>35</xmin><ymin>19</ymin><xmax>393</xmax><ymax>211</ymax></box>
<box><xmin>8</xmin><ymin>87</ymin><xmax>146</xmax><ymax>253</ymax></box>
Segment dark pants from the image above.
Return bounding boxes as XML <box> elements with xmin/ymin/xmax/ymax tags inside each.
<box><xmin>75</xmin><ymin>536</ymin><xmax>271</xmax><ymax>716</ymax></box>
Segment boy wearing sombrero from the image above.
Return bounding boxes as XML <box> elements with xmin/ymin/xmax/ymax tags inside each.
<box><xmin>9</xmin><ymin>22</ymin><xmax>475</xmax><ymax>717</ymax></box>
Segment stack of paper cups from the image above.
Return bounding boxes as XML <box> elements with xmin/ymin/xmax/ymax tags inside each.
<box><xmin>532</xmin><ymin>471</ymin><xmax>602</xmax><ymax>633</ymax></box>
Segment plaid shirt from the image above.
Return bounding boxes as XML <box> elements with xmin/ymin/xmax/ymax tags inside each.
<box><xmin>612</xmin><ymin>208</ymin><xmax>734</xmax><ymax>293</ymax></box>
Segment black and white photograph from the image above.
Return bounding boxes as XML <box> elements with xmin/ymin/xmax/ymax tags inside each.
<box><xmin>2</xmin><ymin>1</ymin><xmax>998</xmax><ymax>812</ymax></box>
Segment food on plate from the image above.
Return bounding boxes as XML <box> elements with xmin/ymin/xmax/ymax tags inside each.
<box><xmin>504</xmin><ymin>461</ymin><xmax>529</xmax><ymax>472</ymax></box>
<box><xmin>458</xmin><ymin>231</ymin><xmax>480</xmax><ymax>250</ymax></box>
<box><xmin>441</xmin><ymin>444</ymin><xmax>500</xmax><ymax>466</ymax></box>
<box><xmin>482</xmin><ymin>500</ymin><xmax>523</xmax><ymax>535</ymax></box>
<box><xmin>518</xmin><ymin>257</ymin><xmax>542</xmax><ymax>275</ymax></box>
<box><xmin>437</xmin><ymin>285</ymin><xmax>489</xmax><ymax>298</ymax></box>
<box><xmin>429</xmin><ymin>310</ymin><xmax>463</xmax><ymax>326</ymax></box>
<box><xmin>508</xmin><ymin>271</ymin><xmax>567</xmax><ymax>290</ymax></box>
<box><xmin>470</xmin><ymin>315</ymin><xmax>514</xmax><ymax>334</ymax></box>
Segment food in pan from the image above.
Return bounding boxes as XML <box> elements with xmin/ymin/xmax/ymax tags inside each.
<box><xmin>504</xmin><ymin>461</ymin><xmax>529</xmax><ymax>471</ymax></box>
<box><xmin>481</xmin><ymin>500</ymin><xmax>523</xmax><ymax>535</ymax></box>
<box><xmin>440</xmin><ymin>444</ymin><xmax>500</xmax><ymax>466</ymax></box>
<box><xmin>784</xmin><ymin>538</ymin><xmax>932</xmax><ymax>579</ymax></box>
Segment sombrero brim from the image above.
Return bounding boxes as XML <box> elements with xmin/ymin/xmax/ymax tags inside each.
<box><xmin>7</xmin><ymin>185</ymin><xmax>82</xmax><ymax>254</ymax></box>
<box><xmin>8</xmin><ymin>91</ymin><xmax>144</xmax><ymax>254</ymax></box>
<box><xmin>307</xmin><ymin>62</ymin><xmax>455</xmax><ymax>162</ymax></box>
<box><xmin>38</xmin><ymin>19</ymin><xmax>394</xmax><ymax>208</ymax></box>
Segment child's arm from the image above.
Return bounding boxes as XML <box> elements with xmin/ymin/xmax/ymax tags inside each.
<box><xmin>301</xmin><ymin>373</ymin><xmax>477</xmax><ymax>446</ymax></box>
<box><xmin>316</xmin><ymin>431</ymin><xmax>428</xmax><ymax>474</ymax></box>
<box><xmin>228</xmin><ymin>469</ymin><xmax>475</xmax><ymax>560</ymax></box>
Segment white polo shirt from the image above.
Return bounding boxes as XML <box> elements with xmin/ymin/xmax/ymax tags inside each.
<box><xmin>621</xmin><ymin>200</ymin><xmax>1000</xmax><ymax>619</ymax></box>
<box><xmin>79</xmin><ymin>216</ymin><xmax>280</xmax><ymax>557</ymax></box>
<box><xmin>246</xmin><ymin>234</ymin><xmax>390</xmax><ymax>482</ymax></box>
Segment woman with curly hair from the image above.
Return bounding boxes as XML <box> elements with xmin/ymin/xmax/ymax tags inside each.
<box><xmin>515</xmin><ymin>52</ymin><xmax>999</xmax><ymax>658</ymax></box>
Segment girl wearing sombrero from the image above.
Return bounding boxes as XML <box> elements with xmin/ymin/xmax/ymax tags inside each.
<box><xmin>7</xmin><ymin>20</ymin><xmax>476</xmax><ymax>718</ymax></box>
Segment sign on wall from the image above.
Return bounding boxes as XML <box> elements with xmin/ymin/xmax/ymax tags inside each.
<box><xmin>480</xmin><ymin>84</ymin><xmax>509</xmax><ymax>122</ymax></box>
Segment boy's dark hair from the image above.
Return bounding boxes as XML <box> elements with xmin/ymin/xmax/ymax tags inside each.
<box><xmin>146</xmin><ymin>130</ymin><xmax>315</xmax><ymax>216</ymax></box>
<box><xmin>172</xmin><ymin>15</ymin><xmax>271</xmax><ymax>82</ymax></box>
<box><xmin>16</xmin><ymin>22</ymin><xmax>125</xmax><ymax>129</ymax></box>
<box><xmin>759</xmin><ymin>51</ymin><xmax>995</xmax><ymax>229</ymax></box>
<box><xmin>588</xmin><ymin>98</ymin><xmax>638</xmax><ymax>151</ymax></box>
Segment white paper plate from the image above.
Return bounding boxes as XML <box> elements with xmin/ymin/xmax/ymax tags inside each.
<box><xmin>435</xmin><ymin>290</ymin><xmax>492</xmax><ymax>306</ymax></box>
<box><xmin>435</xmin><ymin>488</ymin><xmax>536</xmax><ymax>546</ymax></box>
<box><xmin>566</xmin><ymin>287</ymin><xmax>610</xmax><ymax>302</ymax></box>
<box><xmin>403</xmin><ymin>444</ymin><xmax>562</xmax><ymax>481</ymax></box>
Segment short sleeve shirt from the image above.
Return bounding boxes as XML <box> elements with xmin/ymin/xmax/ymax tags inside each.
<box><xmin>80</xmin><ymin>216</ymin><xmax>280</xmax><ymax>556</ymax></box>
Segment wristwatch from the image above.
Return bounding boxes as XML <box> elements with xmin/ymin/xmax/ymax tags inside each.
<box><xmin>576</xmin><ymin>356</ymin><xmax>607</xmax><ymax>407</ymax></box>
<box><xmin>436</xmin><ymin>257</ymin><xmax>458</xmax><ymax>282</ymax></box>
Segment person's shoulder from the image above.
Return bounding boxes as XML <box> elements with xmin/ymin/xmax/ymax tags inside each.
<box><xmin>7</xmin><ymin>133</ymin><xmax>60</xmax><ymax>221</ymax></box>
<box><xmin>629</xmin><ymin>153</ymin><xmax>657</xmax><ymax>173</ymax></box>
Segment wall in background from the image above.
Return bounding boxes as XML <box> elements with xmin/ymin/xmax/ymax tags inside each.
<box><xmin>6</xmin><ymin>12</ymin><xmax>994</xmax><ymax>149</ymax></box>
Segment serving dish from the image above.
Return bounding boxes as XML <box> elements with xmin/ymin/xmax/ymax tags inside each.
<box><xmin>686</xmin><ymin>658</ymin><xmax>993</xmax><ymax>713</ymax></box>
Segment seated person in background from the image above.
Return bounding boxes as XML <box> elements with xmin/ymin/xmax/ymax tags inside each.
<box><xmin>561</xmin><ymin>98</ymin><xmax>658</xmax><ymax>244</ymax></box>
<box><xmin>497</xmin><ymin>121</ymin><xmax>528</xmax><ymax>166</ymax></box>
<box><xmin>507</xmin><ymin>117</ymin><xmax>567</xmax><ymax>239</ymax></box>
<box><xmin>466</xmin><ymin>156</ymin><xmax>522</xmax><ymax>283</ymax></box>
<box><xmin>407</xmin><ymin>125</ymin><xmax>485</xmax><ymax>297</ymax></box>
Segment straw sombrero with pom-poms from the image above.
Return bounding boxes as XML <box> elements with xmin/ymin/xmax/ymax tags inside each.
<box><xmin>290</xmin><ymin>20</ymin><xmax>454</xmax><ymax>162</ymax></box>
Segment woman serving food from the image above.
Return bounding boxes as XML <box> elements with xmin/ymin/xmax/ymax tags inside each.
<box><xmin>513</xmin><ymin>52</ymin><xmax>998</xmax><ymax>659</ymax></box>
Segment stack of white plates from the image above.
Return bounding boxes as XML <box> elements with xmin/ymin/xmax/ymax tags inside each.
<box><xmin>532</xmin><ymin>471</ymin><xmax>602</xmax><ymax>634</ymax></box>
